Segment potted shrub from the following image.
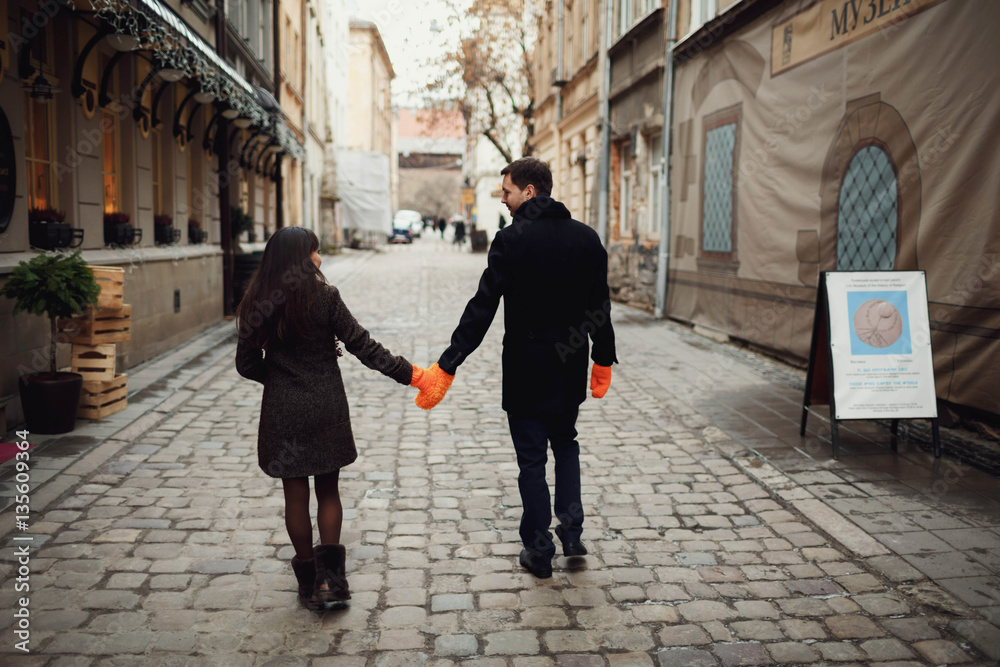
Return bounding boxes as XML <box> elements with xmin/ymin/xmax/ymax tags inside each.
<box><xmin>0</xmin><ymin>251</ymin><xmax>101</xmax><ymax>433</ymax></box>
<box><xmin>28</xmin><ymin>208</ymin><xmax>83</xmax><ymax>250</ymax></box>
<box><xmin>104</xmin><ymin>212</ymin><xmax>142</xmax><ymax>247</ymax></box>
<box><xmin>154</xmin><ymin>214</ymin><xmax>180</xmax><ymax>245</ymax></box>
<box><xmin>230</xmin><ymin>205</ymin><xmax>255</xmax><ymax>242</ymax></box>
<box><xmin>188</xmin><ymin>218</ymin><xmax>205</xmax><ymax>244</ymax></box>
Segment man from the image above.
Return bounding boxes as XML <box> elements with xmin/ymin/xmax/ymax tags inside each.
<box><xmin>416</xmin><ymin>157</ymin><xmax>617</xmax><ymax>578</ymax></box>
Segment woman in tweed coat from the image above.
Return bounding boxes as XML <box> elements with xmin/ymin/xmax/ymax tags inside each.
<box><xmin>235</xmin><ymin>227</ymin><xmax>442</xmax><ymax>610</ymax></box>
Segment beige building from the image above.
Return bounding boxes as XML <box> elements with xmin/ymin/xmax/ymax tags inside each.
<box><xmin>532</xmin><ymin>0</ymin><xmax>602</xmax><ymax>228</ymax></box>
<box><xmin>347</xmin><ymin>20</ymin><xmax>394</xmax><ymax>157</ymax></box>
<box><xmin>338</xmin><ymin>19</ymin><xmax>395</xmax><ymax>240</ymax></box>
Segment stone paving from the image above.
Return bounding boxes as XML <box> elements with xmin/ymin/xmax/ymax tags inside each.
<box><xmin>1</xmin><ymin>237</ymin><xmax>999</xmax><ymax>664</ymax></box>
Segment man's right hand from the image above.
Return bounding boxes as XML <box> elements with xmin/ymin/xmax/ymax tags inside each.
<box><xmin>590</xmin><ymin>363</ymin><xmax>611</xmax><ymax>398</ymax></box>
<box><xmin>411</xmin><ymin>363</ymin><xmax>455</xmax><ymax>409</ymax></box>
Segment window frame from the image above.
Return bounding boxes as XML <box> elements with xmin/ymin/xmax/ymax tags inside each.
<box><xmin>23</xmin><ymin>95</ymin><xmax>58</xmax><ymax>211</ymax></box>
<box><xmin>647</xmin><ymin>132</ymin><xmax>663</xmax><ymax>239</ymax></box>
<box><xmin>150</xmin><ymin>125</ymin><xmax>163</xmax><ymax>216</ymax></box>
<box><xmin>697</xmin><ymin>103</ymin><xmax>741</xmax><ymax>272</ymax></box>
<box><xmin>619</xmin><ymin>140</ymin><xmax>632</xmax><ymax>237</ymax></box>
<box><xmin>100</xmin><ymin>52</ymin><xmax>121</xmax><ymax>215</ymax></box>
<box><xmin>835</xmin><ymin>139</ymin><xmax>901</xmax><ymax>271</ymax></box>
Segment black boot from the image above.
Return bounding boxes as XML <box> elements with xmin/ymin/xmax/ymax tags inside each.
<box><xmin>291</xmin><ymin>556</ymin><xmax>321</xmax><ymax>611</ymax></box>
<box><xmin>313</xmin><ymin>544</ymin><xmax>351</xmax><ymax>609</ymax></box>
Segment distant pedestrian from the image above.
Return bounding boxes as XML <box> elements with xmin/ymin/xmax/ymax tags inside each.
<box><xmin>454</xmin><ymin>219</ymin><xmax>466</xmax><ymax>246</ymax></box>
<box><xmin>235</xmin><ymin>226</ymin><xmax>442</xmax><ymax>610</ymax></box>
<box><xmin>438</xmin><ymin>217</ymin><xmax>446</xmax><ymax>238</ymax></box>
<box><xmin>416</xmin><ymin>157</ymin><xmax>617</xmax><ymax>578</ymax></box>
<box><xmin>499</xmin><ymin>214</ymin><xmax>507</xmax><ymax>230</ymax></box>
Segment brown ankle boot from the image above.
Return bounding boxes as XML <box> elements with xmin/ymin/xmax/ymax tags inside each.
<box><xmin>313</xmin><ymin>544</ymin><xmax>351</xmax><ymax>608</ymax></box>
<box><xmin>291</xmin><ymin>556</ymin><xmax>321</xmax><ymax>611</ymax></box>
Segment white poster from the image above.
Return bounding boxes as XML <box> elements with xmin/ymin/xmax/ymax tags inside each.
<box><xmin>826</xmin><ymin>271</ymin><xmax>937</xmax><ymax>420</ymax></box>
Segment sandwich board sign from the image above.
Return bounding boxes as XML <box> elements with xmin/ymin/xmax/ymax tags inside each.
<box><xmin>801</xmin><ymin>271</ymin><xmax>940</xmax><ymax>458</ymax></box>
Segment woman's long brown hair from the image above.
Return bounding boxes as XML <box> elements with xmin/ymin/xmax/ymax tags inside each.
<box><xmin>235</xmin><ymin>226</ymin><xmax>326</xmax><ymax>349</ymax></box>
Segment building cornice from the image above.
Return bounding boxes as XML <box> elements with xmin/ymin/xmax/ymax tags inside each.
<box><xmin>674</xmin><ymin>0</ymin><xmax>784</xmax><ymax>62</ymax></box>
<box><xmin>609</xmin><ymin>7</ymin><xmax>665</xmax><ymax>58</ymax></box>
<box><xmin>558</xmin><ymin>91</ymin><xmax>598</xmax><ymax>131</ymax></box>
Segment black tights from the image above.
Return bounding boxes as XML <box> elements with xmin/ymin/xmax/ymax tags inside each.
<box><xmin>281</xmin><ymin>471</ymin><xmax>343</xmax><ymax>560</ymax></box>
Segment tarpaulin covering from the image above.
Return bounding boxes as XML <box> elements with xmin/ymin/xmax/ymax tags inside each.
<box><xmin>667</xmin><ymin>0</ymin><xmax>1000</xmax><ymax>415</ymax></box>
<box><xmin>337</xmin><ymin>151</ymin><xmax>392</xmax><ymax>234</ymax></box>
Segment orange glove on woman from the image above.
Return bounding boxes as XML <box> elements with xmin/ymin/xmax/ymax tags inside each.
<box><xmin>410</xmin><ymin>363</ymin><xmax>455</xmax><ymax>410</ymax></box>
<box><xmin>590</xmin><ymin>363</ymin><xmax>612</xmax><ymax>398</ymax></box>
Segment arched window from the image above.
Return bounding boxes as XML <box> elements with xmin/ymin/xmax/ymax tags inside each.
<box><xmin>836</xmin><ymin>144</ymin><xmax>898</xmax><ymax>270</ymax></box>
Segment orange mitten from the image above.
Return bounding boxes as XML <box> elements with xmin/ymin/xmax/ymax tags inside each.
<box><xmin>411</xmin><ymin>363</ymin><xmax>455</xmax><ymax>410</ymax></box>
<box><xmin>590</xmin><ymin>363</ymin><xmax>611</xmax><ymax>399</ymax></box>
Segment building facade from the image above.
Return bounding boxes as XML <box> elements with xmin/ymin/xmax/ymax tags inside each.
<box><xmin>532</xmin><ymin>0</ymin><xmax>601</xmax><ymax>229</ymax></box>
<box><xmin>396</xmin><ymin>108</ymin><xmax>463</xmax><ymax>222</ymax></box>
<box><xmin>0</xmin><ymin>0</ymin><xmax>309</xmax><ymax>431</ymax></box>
<box><xmin>664</xmin><ymin>0</ymin><xmax>1000</xmax><ymax>417</ymax></box>
<box><xmin>320</xmin><ymin>0</ymin><xmax>349</xmax><ymax>249</ymax></box>
<box><xmin>603</xmin><ymin>0</ymin><xmax>668</xmax><ymax>309</ymax></box>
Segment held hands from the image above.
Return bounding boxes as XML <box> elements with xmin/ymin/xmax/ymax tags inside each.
<box><xmin>590</xmin><ymin>363</ymin><xmax>612</xmax><ymax>399</ymax></box>
<box><xmin>411</xmin><ymin>363</ymin><xmax>455</xmax><ymax>410</ymax></box>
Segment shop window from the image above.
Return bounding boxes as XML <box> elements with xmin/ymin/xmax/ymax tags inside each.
<box><xmin>24</xmin><ymin>97</ymin><xmax>56</xmax><ymax>210</ymax></box>
<box><xmin>836</xmin><ymin>144</ymin><xmax>898</xmax><ymax>270</ymax></box>
<box><xmin>100</xmin><ymin>53</ymin><xmax>120</xmax><ymax>214</ymax></box>
<box><xmin>700</xmin><ymin>110</ymin><xmax>739</xmax><ymax>257</ymax></box>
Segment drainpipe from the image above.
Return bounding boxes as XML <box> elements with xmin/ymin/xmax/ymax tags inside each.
<box><xmin>274</xmin><ymin>0</ymin><xmax>284</xmax><ymax>228</ymax></box>
<box><xmin>596</xmin><ymin>0</ymin><xmax>613</xmax><ymax>246</ymax></box>
<box><xmin>554</xmin><ymin>1</ymin><xmax>565</xmax><ymax>192</ymax></box>
<box><xmin>654</xmin><ymin>0</ymin><xmax>679</xmax><ymax>319</ymax></box>
<box><xmin>556</xmin><ymin>1</ymin><xmax>564</xmax><ymax>122</ymax></box>
<box><xmin>216</xmin><ymin>0</ymin><xmax>233</xmax><ymax>316</ymax></box>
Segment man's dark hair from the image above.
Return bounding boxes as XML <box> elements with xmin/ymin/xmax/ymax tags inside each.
<box><xmin>501</xmin><ymin>157</ymin><xmax>552</xmax><ymax>197</ymax></box>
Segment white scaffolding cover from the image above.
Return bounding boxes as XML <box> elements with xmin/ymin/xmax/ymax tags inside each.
<box><xmin>337</xmin><ymin>151</ymin><xmax>392</xmax><ymax>233</ymax></box>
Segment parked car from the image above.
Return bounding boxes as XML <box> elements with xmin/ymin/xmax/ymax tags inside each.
<box><xmin>389</xmin><ymin>226</ymin><xmax>412</xmax><ymax>244</ymax></box>
<box><xmin>394</xmin><ymin>210</ymin><xmax>423</xmax><ymax>239</ymax></box>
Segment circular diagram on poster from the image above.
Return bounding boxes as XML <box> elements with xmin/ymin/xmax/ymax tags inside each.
<box><xmin>853</xmin><ymin>299</ymin><xmax>903</xmax><ymax>348</ymax></box>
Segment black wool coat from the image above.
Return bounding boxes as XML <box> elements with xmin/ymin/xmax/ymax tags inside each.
<box><xmin>236</xmin><ymin>284</ymin><xmax>413</xmax><ymax>478</ymax></box>
<box><xmin>438</xmin><ymin>197</ymin><xmax>617</xmax><ymax>416</ymax></box>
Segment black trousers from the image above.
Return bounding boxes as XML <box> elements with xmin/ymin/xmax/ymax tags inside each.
<box><xmin>507</xmin><ymin>407</ymin><xmax>583</xmax><ymax>558</ymax></box>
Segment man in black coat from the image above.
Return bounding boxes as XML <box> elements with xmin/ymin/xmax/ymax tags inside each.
<box><xmin>424</xmin><ymin>157</ymin><xmax>617</xmax><ymax>578</ymax></box>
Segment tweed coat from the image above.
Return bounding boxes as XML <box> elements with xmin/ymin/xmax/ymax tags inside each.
<box><xmin>236</xmin><ymin>284</ymin><xmax>413</xmax><ymax>478</ymax></box>
<box><xmin>438</xmin><ymin>196</ymin><xmax>617</xmax><ymax>416</ymax></box>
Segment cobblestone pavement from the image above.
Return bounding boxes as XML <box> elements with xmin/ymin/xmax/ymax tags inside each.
<box><xmin>2</xmin><ymin>237</ymin><xmax>999</xmax><ymax>665</ymax></box>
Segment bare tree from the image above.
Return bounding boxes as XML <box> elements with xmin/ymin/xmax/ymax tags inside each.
<box><xmin>424</xmin><ymin>0</ymin><xmax>539</xmax><ymax>163</ymax></box>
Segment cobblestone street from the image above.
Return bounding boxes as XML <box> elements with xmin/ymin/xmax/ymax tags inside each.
<box><xmin>2</xmin><ymin>237</ymin><xmax>1000</xmax><ymax>665</ymax></box>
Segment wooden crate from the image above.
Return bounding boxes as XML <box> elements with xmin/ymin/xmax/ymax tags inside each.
<box><xmin>59</xmin><ymin>304</ymin><xmax>132</xmax><ymax>344</ymax></box>
<box><xmin>71</xmin><ymin>343</ymin><xmax>116</xmax><ymax>382</ymax></box>
<box><xmin>78</xmin><ymin>373</ymin><xmax>127</xmax><ymax>420</ymax></box>
<box><xmin>87</xmin><ymin>265</ymin><xmax>125</xmax><ymax>311</ymax></box>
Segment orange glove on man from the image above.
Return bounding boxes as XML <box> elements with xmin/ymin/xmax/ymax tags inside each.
<box><xmin>590</xmin><ymin>363</ymin><xmax>612</xmax><ymax>398</ymax></box>
<box><xmin>410</xmin><ymin>363</ymin><xmax>455</xmax><ymax>410</ymax></box>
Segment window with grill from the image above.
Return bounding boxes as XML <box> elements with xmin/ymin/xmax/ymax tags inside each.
<box><xmin>836</xmin><ymin>144</ymin><xmax>898</xmax><ymax>270</ymax></box>
<box><xmin>701</xmin><ymin>121</ymin><xmax>736</xmax><ymax>255</ymax></box>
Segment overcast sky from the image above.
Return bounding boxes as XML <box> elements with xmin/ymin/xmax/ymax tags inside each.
<box><xmin>346</xmin><ymin>0</ymin><xmax>466</xmax><ymax>107</ymax></box>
